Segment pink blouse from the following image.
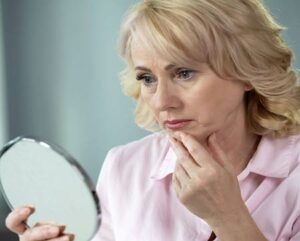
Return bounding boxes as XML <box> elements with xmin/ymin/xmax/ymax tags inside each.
<box><xmin>91</xmin><ymin>132</ymin><xmax>300</xmax><ymax>241</ymax></box>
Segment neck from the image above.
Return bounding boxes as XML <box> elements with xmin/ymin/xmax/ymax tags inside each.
<box><xmin>219</xmin><ymin>130</ymin><xmax>259</xmax><ymax>175</ymax></box>
<box><xmin>213</xmin><ymin>106</ymin><xmax>260</xmax><ymax>175</ymax></box>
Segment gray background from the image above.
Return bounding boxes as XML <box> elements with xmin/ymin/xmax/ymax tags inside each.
<box><xmin>0</xmin><ymin>0</ymin><xmax>299</xmax><ymax>240</ymax></box>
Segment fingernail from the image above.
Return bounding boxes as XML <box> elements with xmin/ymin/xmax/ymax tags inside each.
<box><xmin>59</xmin><ymin>225</ymin><xmax>66</xmax><ymax>233</ymax></box>
<box><xmin>25</xmin><ymin>204</ymin><xmax>35</xmax><ymax>209</ymax></box>
<box><xmin>24</xmin><ymin>205</ymin><xmax>35</xmax><ymax>213</ymax></box>
<box><xmin>20</xmin><ymin>208</ymin><xmax>30</xmax><ymax>215</ymax></box>
<box><xmin>173</xmin><ymin>132</ymin><xmax>181</xmax><ymax>141</ymax></box>
<box><xmin>49</xmin><ymin>226</ymin><xmax>59</xmax><ymax>235</ymax></box>
<box><xmin>68</xmin><ymin>234</ymin><xmax>75</xmax><ymax>241</ymax></box>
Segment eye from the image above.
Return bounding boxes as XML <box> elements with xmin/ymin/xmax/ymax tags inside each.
<box><xmin>175</xmin><ymin>69</ymin><xmax>195</xmax><ymax>81</ymax></box>
<box><xmin>136</xmin><ymin>74</ymin><xmax>156</xmax><ymax>87</ymax></box>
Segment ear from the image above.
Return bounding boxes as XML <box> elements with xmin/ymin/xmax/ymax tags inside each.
<box><xmin>244</xmin><ymin>83</ymin><xmax>253</xmax><ymax>91</ymax></box>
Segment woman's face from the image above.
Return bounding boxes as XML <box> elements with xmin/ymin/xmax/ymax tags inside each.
<box><xmin>131</xmin><ymin>40</ymin><xmax>249</xmax><ymax>143</ymax></box>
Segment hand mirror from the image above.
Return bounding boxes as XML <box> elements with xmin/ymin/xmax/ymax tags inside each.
<box><xmin>0</xmin><ymin>137</ymin><xmax>101</xmax><ymax>241</ymax></box>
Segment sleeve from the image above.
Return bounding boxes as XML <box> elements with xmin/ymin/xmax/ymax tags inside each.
<box><xmin>290</xmin><ymin>216</ymin><xmax>300</xmax><ymax>240</ymax></box>
<box><xmin>90</xmin><ymin>149</ymin><xmax>118</xmax><ymax>241</ymax></box>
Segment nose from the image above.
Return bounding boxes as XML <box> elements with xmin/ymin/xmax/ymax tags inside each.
<box><xmin>151</xmin><ymin>81</ymin><xmax>180</xmax><ymax>111</ymax></box>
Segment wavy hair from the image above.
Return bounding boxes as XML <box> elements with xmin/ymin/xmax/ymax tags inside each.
<box><xmin>118</xmin><ymin>0</ymin><xmax>300</xmax><ymax>137</ymax></box>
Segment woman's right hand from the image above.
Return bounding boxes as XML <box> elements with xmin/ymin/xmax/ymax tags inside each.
<box><xmin>5</xmin><ymin>206</ymin><xmax>74</xmax><ymax>241</ymax></box>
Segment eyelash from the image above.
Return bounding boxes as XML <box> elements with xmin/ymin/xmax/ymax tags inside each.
<box><xmin>136</xmin><ymin>69</ymin><xmax>195</xmax><ymax>87</ymax></box>
<box><xmin>136</xmin><ymin>74</ymin><xmax>155</xmax><ymax>87</ymax></box>
<box><xmin>175</xmin><ymin>69</ymin><xmax>195</xmax><ymax>81</ymax></box>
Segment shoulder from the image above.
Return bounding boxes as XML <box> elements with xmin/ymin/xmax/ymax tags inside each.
<box><xmin>280</xmin><ymin>134</ymin><xmax>300</xmax><ymax>195</ymax></box>
<box><xmin>287</xmin><ymin>134</ymin><xmax>300</xmax><ymax>171</ymax></box>
<box><xmin>100</xmin><ymin>131</ymin><xmax>170</xmax><ymax>181</ymax></box>
<box><xmin>277</xmin><ymin>134</ymin><xmax>300</xmax><ymax>178</ymax></box>
<box><xmin>109</xmin><ymin>131</ymin><xmax>169</xmax><ymax>160</ymax></box>
<box><xmin>294</xmin><ymin>134</ymin><xmax>300</xmax><ymax>162</ymax></box>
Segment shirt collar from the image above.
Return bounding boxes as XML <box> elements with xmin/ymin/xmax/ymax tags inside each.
<box><xmin>150</xmin><ymin>134</ymin><xmax>299</xmax><ymax>181</ymax></box>
<box><xmin>149</xmin><ymin>142</ymin><xmax>176</xmax><ymax>180</ymax></box>
<box><xmin>245</xmin><ymin>134</ymin><xmax>297</xmax><ymax>178</ymax></box>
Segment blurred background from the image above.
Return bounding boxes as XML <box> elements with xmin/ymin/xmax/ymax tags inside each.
<box><xmin>0</xmin><ymin>0</ymin><xmax>299</xmax><ymax>240</ymax></box>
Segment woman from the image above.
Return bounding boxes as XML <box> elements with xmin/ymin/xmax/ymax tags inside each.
<box><xmin>5</xmin><ymin>0</ymin><xmax>300</xmax><ymax>240</ymax></box>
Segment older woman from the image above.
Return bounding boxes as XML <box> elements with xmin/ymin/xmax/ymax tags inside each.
<box><xmin>6</xmin><ymin>0</ymin><xmax>300</xmax><ymax>240</ymax></box>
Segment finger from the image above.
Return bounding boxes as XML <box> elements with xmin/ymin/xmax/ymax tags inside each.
<box><xmin>170</xmin><ymin>137</ymin><xmax>200</xmax><ymax>168</ymax></box>
<box><xmin>22</xmin><ymin>225</ymin><xmax>63</xmax><ymax>241</ymax></box>
<box><xmin>33</xmin><ymin>222</ymin><xmax>66</xmax><ymax>230</ymax></box>
<box><xmin>47</xmin><ymin>233</ymin><xmax>75</xmax><ymax>241</ymax></box>
<box><xmin>208</xmin><ymin>133</ymin><xmax>230</xmax><ymax>170</ymax></box>
<box><xmin>180</xmin><ymin>132</ymin><xmax>218</xmax><ymax>167</ymax></box>
<box><xmin>170</xmin><ymin>137</ymin><xmax>204</xmax><ymax>180</ymax></box>
<box><xmin>169</xmin><ymin>137</ymin><xmax>186</xmax><ymax>158</ymax></box>
<box><xmin>63</xmin><ymin>233</ymin><xmax>75</xmax><ymax>241</ymax></box>
<box><xmin>175</xmin><ymin>161</ymin><xmax>190</xmax><ymax>184</ymax></box>
<box><xmin>179</xmin><ymin>157</ymin><xmax>201</xmax><ymax>179</ymax></box>
<box><xmin>172</xmin><ymin>171</ymin><xmax>182</xmax><ymax>192</ymax></box>
<box><xmin>6</xmin><ymin>206</ymin><xmax>35</xmax><ymax>235</ymax></box>
<box><xmin>32</xmin><ymin>223</ymin><xmax>66</xmax><ymax>238</ymax></box>
<box><xmin>170</xmin><ymin>131</ymin><xmax>182</xmax><ymax>141</ymax></box>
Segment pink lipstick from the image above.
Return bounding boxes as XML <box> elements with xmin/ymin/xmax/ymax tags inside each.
<box><xmin>164</xmin><ymin>120</ymin><xmax>192</xmax><ymax>130</ymax></box>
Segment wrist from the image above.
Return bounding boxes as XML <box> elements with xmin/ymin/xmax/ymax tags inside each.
<box><xmin>207</xmin><ymin>204</ymin><xmax>267</xmax><ymax>241</ymax></box>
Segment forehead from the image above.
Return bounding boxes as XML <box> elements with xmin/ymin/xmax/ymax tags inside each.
<box><xmin>130</xmin><ymin>37</ymin><xmax>212</xmax><ymax>75</ymax></box>
<box><xmin>130</xmin><ymin>36</ymin><xmax>170</xmax><ymax>68</ymax></box>
<box><xmin>128</xmin><ymin>20</ymin><xmax>208</xmax><ymax>70</ymax></box>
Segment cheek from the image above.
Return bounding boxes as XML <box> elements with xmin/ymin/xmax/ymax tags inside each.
<box><xmin>184</xmin><ymin>83</ymin><xmax>218</xmax><ymax>110</ymax></box>
<box><xmin>186</xmin><ymin>81</ymin><xmax>245</xmax><ymax>118</ymax></box>
<box><xmin>141</xmin><ymin>90</ymin><xmax>152</xmax><ymax>108</ymax></box>
<box><xmin>140</xmin><ymin>90</ymin><xmax>160</xmax><ymax>118</ymax></box>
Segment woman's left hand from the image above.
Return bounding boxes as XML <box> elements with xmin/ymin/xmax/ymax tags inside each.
<box><xmin>170</xmin><ymin>132</ymin><xmax>247</xmax><ymax>227</ymax></box>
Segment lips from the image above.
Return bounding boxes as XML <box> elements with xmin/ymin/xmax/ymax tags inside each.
<box><xmin>163</xmin><ymin>119</ymin><xmax>192</xmax><ymax>130</ymax></box>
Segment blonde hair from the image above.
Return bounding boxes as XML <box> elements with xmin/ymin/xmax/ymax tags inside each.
<box><xmin>118</xmin><ymin>0</ymin><xmax>300</xmax><ymax>137</ymax></box>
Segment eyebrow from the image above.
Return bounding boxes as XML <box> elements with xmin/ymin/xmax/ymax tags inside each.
<box><xmin>134</xmin><ymin>64</ymin><xmax>176</xmax><ymax>72</ymax></box>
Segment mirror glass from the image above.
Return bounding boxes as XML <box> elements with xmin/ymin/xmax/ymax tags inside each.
<box><xmin>0</xmin><ymin>137</ymin><xmax>101</xmax><ymax>241</ymax></box>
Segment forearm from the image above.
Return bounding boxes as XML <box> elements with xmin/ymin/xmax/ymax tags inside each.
<box><xmin>209</xmin><ymin>204</ymin><xmax>267</xmax><ymax>241</ymax></box>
